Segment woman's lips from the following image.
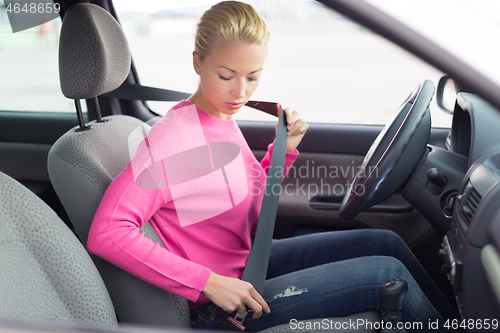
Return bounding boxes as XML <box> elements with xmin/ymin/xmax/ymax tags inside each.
<box><xmin>226</xmin><ymin>102</ymin><xmax>244</xmax><ymax>110</ymax></box>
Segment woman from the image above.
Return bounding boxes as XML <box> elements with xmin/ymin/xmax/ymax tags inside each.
<box><xmin>88</xmin><ymin>1</ymin><xmax>458</xmax><ymax>331</ymax></box>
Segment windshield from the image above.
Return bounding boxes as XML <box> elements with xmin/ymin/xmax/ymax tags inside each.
<box><xmin>365</xmin><ymin>0</ymin><xmax>500</xmax><ymax>90</ymax></box>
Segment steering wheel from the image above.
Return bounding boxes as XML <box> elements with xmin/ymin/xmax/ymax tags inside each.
<box><xmin>339</xmin><ymin>80</ymin><xmax>434</xmax><ymax>220</ymax></box>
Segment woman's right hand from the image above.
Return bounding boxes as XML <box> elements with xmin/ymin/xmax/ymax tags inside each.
<box><xmin>201</xmin><ymin>271</ymin><xmax>270</xmax><ymax>319</ymax></box>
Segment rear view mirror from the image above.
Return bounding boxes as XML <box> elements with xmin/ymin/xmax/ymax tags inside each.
<box><xmin>436</xmin><ymin>75</ymin><xmax>457</xmax><ymax>114</ymax></box>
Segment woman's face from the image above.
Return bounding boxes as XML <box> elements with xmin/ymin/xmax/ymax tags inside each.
<box><xmin>192</xmin><ymin>39</ymin><xmax>267</xmax><ymax>120</ymax></box>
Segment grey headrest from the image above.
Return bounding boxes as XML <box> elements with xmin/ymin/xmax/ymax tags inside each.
<box><xmin>59</xmin><ymin>3</ymin><xmax>131</xmax><ymax>99</ymax></box>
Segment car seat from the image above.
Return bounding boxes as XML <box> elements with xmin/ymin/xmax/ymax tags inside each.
<box><xmin>0</xmin><ymin>171</ymin><xmax>117</xmax><ymax>327</ymax></box>
<box><xmin>47</xmin><ymin>3</ymin><xmax>380</xmax><ymax>332</ymax></box>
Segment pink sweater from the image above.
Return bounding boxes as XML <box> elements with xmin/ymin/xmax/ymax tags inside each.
<box><xmin>87</xmin><ymin>101</ymin><xmax>298</xmax><ymax>308</ymax></box>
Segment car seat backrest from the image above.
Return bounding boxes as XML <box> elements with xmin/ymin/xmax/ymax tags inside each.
<box><xmin>49</xmin><ymin>3</ymin><xmax>190</xmax><ymax>329</ymax></box>
<box><xmin>49</xmin><ymin>115</ymin><xmax>148</xmax><ymax>243</ymax></box>
<box><xmin>48</xmin><ymin>115</ymin><xmax>191</xmax><ymax>329</ymax></box>
<box><xmin>0</xmin><ymin>171</ymin><xmax>117</xmax><ymax>327</ymax></box>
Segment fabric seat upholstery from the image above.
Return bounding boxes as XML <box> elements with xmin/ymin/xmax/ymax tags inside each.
<box><xmin>0</xmin><ymin>171</ymin><xmax>116</xmax><ymax>327</ymax></box>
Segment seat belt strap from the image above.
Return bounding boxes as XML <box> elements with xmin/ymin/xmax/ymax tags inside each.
<box><xmin>102</xmin><ymin>82</ymin><xmax>191</xmax><ymax>101</ymax></box>
<box><xmin>102</xmin><ymin>83</ymin><xmax>281</xmax><ymax>117</ymax></box>
<box><xmin>240</xmin><ymin>101</ymin><xmax>287</xmax><ymax>294</ymax></box>
<box><xmin>218</xmin><ymin>101</ymin><xmax>288</xmax><ymax>331</ymax></box>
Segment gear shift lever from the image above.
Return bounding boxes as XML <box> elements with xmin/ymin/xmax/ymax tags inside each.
<box><xmin>380</xmin><ymin>279</ymin><xmax>408</xmax><ymax>332</ymax></box>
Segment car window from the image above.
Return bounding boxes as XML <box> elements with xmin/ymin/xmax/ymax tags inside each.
<box><xmin>114</xmin><ymin>0</ymin><xmax>451</xmax><ymax>128</ymax></box>
<box><xmin>0</xmin><ymin>8</ymin><xmax>84</xmax><ymax>113</ymax></box>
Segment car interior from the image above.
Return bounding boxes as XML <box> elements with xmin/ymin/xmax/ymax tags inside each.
<box><xmin>1</xmin><ymin>0</ymin><xmax>500</xmax><ymax>332</ymax></box>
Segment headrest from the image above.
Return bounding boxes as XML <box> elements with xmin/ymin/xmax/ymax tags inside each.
<box><xmin>59</xmin><ymin>3</ymin><xmax>131</xmax><ymax>99</ymax></box>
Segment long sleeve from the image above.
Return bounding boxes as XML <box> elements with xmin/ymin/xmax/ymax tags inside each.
<box><xmin>87</xmin><ymin>164</ymin><xmax>211</xmax><ymax>302</ymax></box>
<box><xmin>260</xmin><ymin>141</ymin><xmax>299</xmax><ymax>178</ymax></box>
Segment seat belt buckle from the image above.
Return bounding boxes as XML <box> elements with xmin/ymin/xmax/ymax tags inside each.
<box><xmin>217</xmin><ymin>311</ymin><xmax>249</xmax><ymax>331</ymax></box>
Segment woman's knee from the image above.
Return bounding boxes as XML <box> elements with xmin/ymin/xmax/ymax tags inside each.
<box><xmin>369</xmin><ymin>256</ymin><xmax>412</xmax><ymax>282</ymax></box>
<box><xmin>372</xmin><ymin>229</ymin><xmax>404</xmax><ymax>243</ymax></box>
<box><xmin>371</xmin><ymin>229</ymin><xmax>410</xmax><ymax>254</ymax></box>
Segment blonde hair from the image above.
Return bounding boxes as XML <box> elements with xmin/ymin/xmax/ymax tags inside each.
<box><xmin>195</xmin><ymin>1</ymin><xmax>270</xmax><ymax>62</ymax></box>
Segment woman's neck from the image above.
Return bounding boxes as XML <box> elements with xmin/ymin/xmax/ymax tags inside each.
<box><xmin>188</xmin><ymin>89</ymin><xmax>233</xmax><ymax>121</ymax></box>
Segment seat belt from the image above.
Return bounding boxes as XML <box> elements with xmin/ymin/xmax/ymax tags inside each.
<box><xmin>102</xmin><ymin>82</ymin><xmax>191</xmax><ymax>101</ymax></box>
<box><xmin>104</xmin><ymin>83</ymin><xmax>288</xmax><ymax>331</ymax></box>
<box><xmin>218</xmin><ymin>101</ymin><xmax>288</xmax><ymax>331</ymax></box>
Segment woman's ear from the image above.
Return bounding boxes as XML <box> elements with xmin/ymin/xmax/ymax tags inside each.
<box><xmin>193</xmin><ymin>51</ymin><xmax>201</xmax><ymax>75</ymax></box>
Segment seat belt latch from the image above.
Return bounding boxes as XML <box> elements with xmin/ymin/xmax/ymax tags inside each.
<box><xmin>217</xmin><ymin>312</ymin><xmax>248</xmax><ymax>331</ymax></box>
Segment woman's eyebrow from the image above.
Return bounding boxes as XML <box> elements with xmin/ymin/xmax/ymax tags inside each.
<box><xmin>218</xmin><ymin>66</ymin><xmax>263</xmax><ymax>75</ymax></box>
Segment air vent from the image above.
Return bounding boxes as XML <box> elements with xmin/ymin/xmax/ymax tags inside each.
<box><xmin>461</xmin><ymin>181</ymin><xmax>482</xmax><ymax>225</ymax></box>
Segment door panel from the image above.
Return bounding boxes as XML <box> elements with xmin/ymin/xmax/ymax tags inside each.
<box><xmin>0</xmin><ymin>112</ymin><xmax>80</xmax><ymax>229</ymax></box>
<box><xmin>0</xmin><ymin>112</ymin><xmax>80</xmax><ymax>144</ymax></box>
<box><xmin>252</xmin><ymin>149</ymin><xmax>433</xmax><ymax>246</ymax></box>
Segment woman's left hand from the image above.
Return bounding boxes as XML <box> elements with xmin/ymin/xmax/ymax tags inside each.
<box><xmin>279</xmin><ymin>105</ymin><xmax>309</xmax><ymax>153</ymax></box>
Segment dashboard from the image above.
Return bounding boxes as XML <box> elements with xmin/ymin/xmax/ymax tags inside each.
<box><xmin>440</xmin><ymin>93</ymin><xmax>500</xmax><ymax>325</ymax></box>
<box><xmin>401</xmin><ymin>92</ymin><xmax>500</xmax><ymax>327</ymax></box>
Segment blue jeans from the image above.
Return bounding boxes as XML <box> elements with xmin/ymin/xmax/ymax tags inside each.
<box><xmin>190</xmin><ymin>229</ymin><xmax>459</xmax><ymax>332</ymax></box>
